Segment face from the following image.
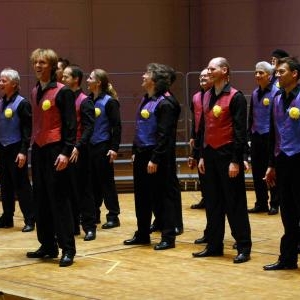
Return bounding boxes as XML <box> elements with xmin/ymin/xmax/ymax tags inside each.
<box><xmin>0</xmin><ymin>75</ymin><xmax>17</xmax><ymax>98</ymax></box>
<box><xmin>271</xmin><ymin>56</ymin><xmax>278</xmax><ymax>67</ymax></box>
<box><xmin>56</xmin><ymin>61</ymin><xmax>64</xmax><ymax>82</ymax></box>
<box><xmin>207</xmin><ymin>58</ymin><xmax>227</xmax><ymax>84</ymax></box>
<box><xmin>32</xmin><ymin>56</ymin><xmax>52</xmax><ymax>82</ymax></box>
<box><xmin>275</xmin><ymin>62</ymin><xmax>298</xmax><ymax>89</ymax></box>
<box><xmin>86</xmin><ymin>71</ymin><xmax>99</xmax><ymax>93</ymax></box>
<box><xmin>255</xmin><ymin>68</ymin><xmax>270</xmax><ymax>88</ymax></box>
<box><xmin>141</xmin><ymin>70</ymin><xmax>155</xmax><ymax>91</ymax></box>
<box><xmin>62</xmin><ymin>67</ymin><xmax>76</xmax><ymax>89</ymax></box>
<box><xmin>199</xmin><ymin>69</ymin><xmax>213</xmax><ymax>91</ymax></box>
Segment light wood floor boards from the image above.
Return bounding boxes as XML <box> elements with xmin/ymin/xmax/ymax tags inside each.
<box><xmin>0</xmin><ymin>191</ymin><xmax>298</xmax><ymax>300</ymax></box>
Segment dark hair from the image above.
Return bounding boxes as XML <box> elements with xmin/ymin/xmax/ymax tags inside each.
<box><xmin>58</xmin><ymin>57</ymin><xmax>70</xmax><ymax>69</ymax></box>
<box><xmin>278</xmin><ymin>56</ymin><xmax>300</xmax><ymax>80</ymax></box>
<box><xmin>67</xmin><ymin>65</ymin><xmax>83</xmax><ymax>86</ymax></box>
<box><xmin>271</xmin><ymin>49</ymin><xmax>289</xmax><ymax>59</ymax></box>
<box><xmin>147</xmin><ymin>63</ymin><xmax>175</xmax><ymax>94</ymax></box>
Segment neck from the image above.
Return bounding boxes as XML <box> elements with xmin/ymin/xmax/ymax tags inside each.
<box><xmin>214</xmin><ymin>80</ymin><xmax>227</xmax><ymax>96</ymax></box>
<box><xmin>40</xmin><ymin>80</ymin><xmax>50</xmax><ymax>90</ymax></box>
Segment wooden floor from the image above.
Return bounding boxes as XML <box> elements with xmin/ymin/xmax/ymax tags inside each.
<box><xmin>0</xmin><ymin>190</ymin><xmax>299</xmax><ymax>300</ymax></box>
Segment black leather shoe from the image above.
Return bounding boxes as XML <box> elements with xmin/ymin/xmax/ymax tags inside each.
<box><xmin>192</xmin><ymin>248</ymin><xmax>223</xmax><ymax>257</ymax></box>
<box><xmin>248</xmin><ymin>206</ymin><xmax>269</xmax><ymax>213</ymax></box>
<box><xmin>175</xmin><ymin>227</ymin><xmax>184</xmax><ymax>236</ymax></box>
<box><xmin>26</xmin><ymin>247</ymin><xmax>58</xmax><ymax>258</ymax></box>
<box><xmin>0</xmin><ymin>216</ymin><xmax>13</xmax><ymax>228</ymax></box>
<box><xmin>263</xmin><ymin>261</ymin><xmax>298</xmax><ymax>270</ymax></box>
<box><xmin>154</xmin><ymin>241</ymin><xmax>175</xmax><ymax>250</ymax></box>
<box><xmin>190</xmin><ymin>199</ymin><xmax>205</xmax><ymax>209</ymax></box>
<box><xmin>22</xmin><ymin>224</ymin><xmax>35</xmax><ymax>232</ymax></box>
<box><xmin>84</xmin><ymin>231</ymin><xmax>96</xmax><ymax>241</ymax></box>
<box><xmin>101</xmin><ymin>219</ymin><xmax>120</xmax><ymax>229</ymax></box>
<box><xmin>59</xmin><ymin>253</ymin><xmax>74</xmax><ymax>267</ymax></box>
<box><xmin>268</xmin><ymin>207</ymin><xmax>279</xmax><ymax>215</ymax></box>
<box><xmin>233</xmin><ymin>253</ymin><xmax>250</xmax><ymax>263</ymax></box>
<box><xmin>194</xmin><ymin>236</ymin><xmax>208</xmax><ymax>244</ymax></box>
<box><xmin>124</xmin><ymin>235</ymin><xmax>150</xmax><ymax>245</ymax></box>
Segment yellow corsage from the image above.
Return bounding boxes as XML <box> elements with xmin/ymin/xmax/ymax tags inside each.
<box><xmin>4</xmin><ymin>108</ymin><xmax>13</xmax><ymax>118</ymax></box>
<box><xmin>42</xmin><ymin>99</ymin><xmax>51</xmax><ymax>111</ymax></box>
<box><xmin>289</xmin><ymin>107</ymin><xmax>300</xmax><ymax>120</ymax></box>
<box><xmin>263</xmin><ymin>98</ymin><xmax>270</xmax><ymax>106</ymax></box>
<box><xmin>95</xmin><ymin>107</ymin><xmax>101</xmax><ymax>117</ymax></box>
<box><xmin>141</xmin><ymin>109</ymin><xmax>150</xmax><ymax>119</ymax></box>
<box><xmin>212</xmin><ymin>105</ymin><xmax>222</xmax><ymax>118</ymax></box>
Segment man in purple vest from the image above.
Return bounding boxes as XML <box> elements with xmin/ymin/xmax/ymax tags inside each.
<box><xmin>247</xmin><ymin>61</ymin><xmax>280</xmax><ymax>215</ymax></box>
<box><xmin>264</xmin><ymin>56</ymin><xmax>300</xmax><ymax>270</ymax></box>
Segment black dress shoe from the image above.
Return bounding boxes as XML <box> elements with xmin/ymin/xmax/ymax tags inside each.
<box><xmin>175</xmin><ymin>227</ymin><xmax>184</xmax><ymax>236</ymax></box>
<box><xmin>59</xmin><ymin>253</ymin><xmax>74</xmax><ymax>267</ymax></box>
<box><xmin>194</xmin><ymin>236</ymin><xmax>208</xmax><ymax>244</ymax></box>
<box><xmin>123</xmin><ymin>235</ymin><xmax>150</xmax><ymax>245</ymax></box>
<box><xmin>192</xmin><ymin>247</ymin><xmax>223</xmax><ymax>257</ymax></box>
<box><xmin>248</xmin><ymin>206</ymin><xmax>269</xmax><ymax>213</ymax></box>
<box><xmin>268</xmin><ymin>207</ymin><xmax>279</xmax><ymax>215</ymax></box>
<box><xmin>84</xmin><ymin>231</ymin><xmax>96</xmax><ymax>241</ymax></box>
<box><xmin>26</xmin><ymin>247</ymin><xmax>58</xmax><ymax>258</ymax></box>
<box><xmin>0</xmin><ymin>216</ymin><xmax>13</xmax><ymax>228</ymax></box>
<box><xmin>101</xmin><ymin>219</ymin><xmax>120</xmax><ymax>229</ymax></box>
<box><xmin>22</xmin><ymin>224</ymin><xmax>35</xmax><ymax>232</ymax></box>
<box><xmin>154</xmin><ymin>241</ymin><xmax>175</xmax><ymax>250</ymax></box>
<box><xmin>233</xmin><ymin>253</ymin><xmax>250</xmax><ymax>263</ymax></box>
<box><xmin>263</xmin><ymin>261</ymin><xmax>298</xmax><ymax>271</ymax></box>
<box><xmin>190</xmin><ymin>198</ymin><xmax>205</xmax><ymax>209</ymax></box>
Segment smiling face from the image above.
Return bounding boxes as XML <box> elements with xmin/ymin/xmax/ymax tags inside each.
<box><xmin>0</xmin><ymin>75</ymin><xmax>17</xmax><ymax>98</ymax></box>
<box><xmin>207</xmin><ymin>58</ymin><xmax>228</xmax><ymax>84</ymax></box>
<box><xmin>255</xmin><ymin>68</ymin><xmax>270</xmax><ymax>89</ymax></box>
<box><xmin>86</xmin><ymin>71</ymin><xmax>100</xmax><ymax>93</ymax></box>
<box><xmin>32</xmin><ymin>55</ymin><xmax>52</xmax><ymax>83</ymax></box>
<box><xmin>276</xmin><ymin>62</ymin><xmax>298</xmax><ymax>90</ymax></box>
<box><xmin>62</xmin><ymin>67</ymin><xmax>77</xmax><ymax>91</ymax></box>
<box><xmin>199</xmin><ymin>68</ymin><xmax>213</xmax><ymax>91</ymax></box>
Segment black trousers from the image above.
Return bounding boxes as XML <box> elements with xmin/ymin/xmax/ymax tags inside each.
<box><xmin>0</xmin><ymin>142</ymin><xmax>34</xmax><ymax>225</ymax></box>
<box><xmin>203</xmin><ymin>146</ymin><xmax>252</xmax><ymax>254</ymax></box>
<box><xmin>133</xmin><ymin>149</ymin><xmax>177</xmax><ymax>242</ymax></box>
<box><xmin>251</xmin><ymin>132</ymin><xmax>279</xmax><ymax>209</ymax></box>
<box><xmin>69</xmin><ymin>145</ymin><xmax>96</xmax><ymax>233</ymax></box>
<box><xmin>276</xmin><ymin>152</ymin><xmax>300</xmax><ymax>265</ymax></box>
<box><xmin>31</xmin><ymin>143</ymin><xmax>76</xmax><ymax>255</ymax></box>
<box><xmin>89</xmin><ymin>142</ymin><xmax>120</xmax><ymax>220</ymax></box>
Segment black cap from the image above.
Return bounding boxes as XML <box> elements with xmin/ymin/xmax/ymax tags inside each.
<box><xmin>271</xmin><ymin>49</ymin><xmax>289</xmax><ymax>59</ymax></box>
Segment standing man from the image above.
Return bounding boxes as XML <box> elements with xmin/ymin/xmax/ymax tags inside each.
<box><xmin>62</xmin><ymin>65</ymin><xmax>97</xmax><ymax>241</ymax></box>
<box><xmin>0</xmin><ymin>68</ymin><xmax>35</xmax><ymax>232</ymax></box>
<box><xmin>263</xmin><ymin>57</ymin><xmax>300</xmax><ymax>270</ymax></box>
<box><xmin>247</xmin><ymin>61</ymin><xmax>280</xmax><ymax>215</ymax></box>
<box><xmin>26</xmin><ymin>48</ymin><xmax>77</xmax><ymax>267</ymax></box>
<box><xmin>189</xmin><ymin>68</ymin><xmax>213</xmax><ymax>210</ymax></box>
<box><xmin>192</xmin><ymin>57</ymin><xmax>252</xmax><ymax>263</ymax></box>
<box><xmin>124</xmin><ymin>63</ymin><xmax>180</xmax><ymax>250</ymax></box>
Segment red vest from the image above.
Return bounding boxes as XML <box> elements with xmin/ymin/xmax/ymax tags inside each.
<box><xmin>31</xmin><ymin>83</ymin><xmax>64</xmax><ymax>147</ymax></box>
<box><xmin>192</xmin><ymin>91</ymin><xmax>203</xmax><ymax>134</ymax></box>
<box><xmin>75</xmin><ymin>91</ymin><xmax>87</xmax><ymax>142</ymax></box>
<box><xmin>203</xmin><ymin>87</ymin><xmax>238</xmax><ymax>149</ymax></box>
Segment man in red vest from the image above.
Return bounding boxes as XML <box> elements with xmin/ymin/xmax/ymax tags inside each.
<box><xmin>26</xmin><ymin>48</ymin><xmax>77</xmax><ymax>267</ymax></box>
<box><xmin>192</xmin><ymin>57</ymin><xmax>252</xmax><ymax>263</ymax></box>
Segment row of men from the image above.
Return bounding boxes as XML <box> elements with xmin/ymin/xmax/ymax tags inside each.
<box><xmin>186</xmin><ymin>50</ymin><xmax>300</xmax><ymax>271</ymax></box>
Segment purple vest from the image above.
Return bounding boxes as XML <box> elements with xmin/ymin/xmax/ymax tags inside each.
<box><xmin>273</xmin><ymin>92</ymin><xmax>300</xmax><ymax>156</ymax></box>
<box><xmin>251</xmin><ymin>85</ymin><xmax>279</xmax><ymax>134</ymax></box>
<box><xmin>134</xmin><ymin>95</ymin><xmax>164</xmax><ymax>147</ymax></box>
<box><xmin>0</xmin><ymin>95</ymin><xmax>23</xmax><ymax>146</ymax></box>
<box><xmin>90</xmin><ymin>94</ymin><xmax>111</xmax><ymax>145</ymax></box>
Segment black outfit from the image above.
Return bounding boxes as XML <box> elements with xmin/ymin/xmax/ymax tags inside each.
<box><xmin>0</xmin><ymin>93</ymin><xmax>34</xmax><ymax>227</ymax></box>
<box><xmin>31</xmin><ymin>82</ymin><xmax>76</xmax><ymax>257</ymax></box>
<box><xmin>69</xmin><ymin>89</ymin><xmax>96</xmax><ymax>234</ymax></box>
<box><xmin>200</xmin><ymin>84</ymin><xmax>252</xmax><ymax>255</ymax></box>
<box><xmin>89</xmin><ymin>93</ymin><xmax>121</xmax><ymax>224</ymax></box>
<box><xmin>248</xmin><ymin>84</ymin><xmax>279</xmax><ymax>211</ymax></box>
<box><xmin>132</xmin><ymin>93</ymin><xmax>180</xmax><ymax>244</ymax></box>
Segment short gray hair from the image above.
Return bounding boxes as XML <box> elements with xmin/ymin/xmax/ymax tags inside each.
<box><xmin>0</xmin><ymin>68</ymin><xmax>21</xmax><ymax>90</ymax></box>
<box><xmin>255</xmin><ymin>61</ymin><xmax>274</xmax><ymax>74</ymax></box>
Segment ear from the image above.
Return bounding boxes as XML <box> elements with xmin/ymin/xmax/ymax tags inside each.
<box><xmin>292</xmin><ymin>70</ymin><xmax>298</xmax><ymax>79</ymax></box>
